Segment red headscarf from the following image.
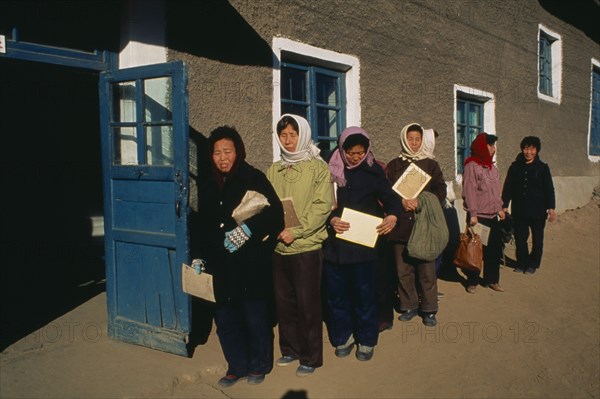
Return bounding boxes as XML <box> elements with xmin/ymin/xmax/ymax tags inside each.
<box><xmin>464</xmin><ymin>133</ymin><xmax>494</xmax><ymax>169</ymax></box>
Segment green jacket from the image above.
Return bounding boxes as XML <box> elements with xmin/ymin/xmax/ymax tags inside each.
<box><xmin>267</xmin><ymin>158</ymin><xmax>334</xmax><ymax>255</ymax></box>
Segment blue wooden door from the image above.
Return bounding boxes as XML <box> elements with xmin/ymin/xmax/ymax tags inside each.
<box><xmin>99</xmin><ymin>61</ymin><xmax>191</xmax><ymax>356</ymax></box>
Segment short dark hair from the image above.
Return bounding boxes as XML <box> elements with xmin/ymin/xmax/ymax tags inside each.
<box><xmin>520</xmin><ymin>136</ymin><xmax>541</xmax><ymax>152</ymax></box>
<box><xmin>276</xmin><ymin>115</ymin><xmax>299</xmax><ymax>135</ymax></box>
<box><xmin>485</xmin><ymin>133</ymin><xmax>498</xmax><ymax>145</ymax></box>
<box><xmin>407</xmin><ymin>124</ymin><xmax>423</xmax><ymax>136</ymax></box>
<box><xmin>342</xmin><ymin>134</ymin><xmax>369</xmax><ymax>151</ymax></box>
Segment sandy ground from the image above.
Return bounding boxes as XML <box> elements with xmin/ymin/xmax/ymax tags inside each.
<box><xmin>1</xmin><ymin>201</ymin><xmax>599</xmax><ymax>399</ymax></box>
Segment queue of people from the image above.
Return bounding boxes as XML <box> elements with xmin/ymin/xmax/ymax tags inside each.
<box><xmin>192</xmin><ymin>116</ymin><xmax>556</xmax><ymax>388</ymax></box>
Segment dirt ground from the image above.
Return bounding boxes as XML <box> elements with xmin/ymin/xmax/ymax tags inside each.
<box><xmin>1</xmin><ymin>201</ymin><xmax>599</xmax><ymax>399</ymax></box>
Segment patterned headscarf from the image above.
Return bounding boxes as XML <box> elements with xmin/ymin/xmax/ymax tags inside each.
<box><xmin>274</xmin><ymin>114</ymin><xmax>321</xmax><ymax>166</ymax></box>
<box><xmin>328</xmin><ymin>126</ymin><xmax>374</xmax><ymax>187</ymax></box>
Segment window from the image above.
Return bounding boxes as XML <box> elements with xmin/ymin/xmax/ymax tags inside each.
<box><xmin>454</xmin><ymin>85</ymin><xmax>496</xmax><ymax>176</ymax></box>
<box><xmin>456</xmin><ymin>99</ymin><xmax>484</xmax><ymax>174</ymax></box>
<box><xmin>281</xmin><ymin>62</ymin><xmax>345</xmax><ymax>153</ymax></box>
<box><xmin>272</xmin><ymin>38</ymin><xmax>360</xmax><ymax>162</ymax></box>
<box><xmin>589</xmin><ymin>61</ymin><xmax>600</xmax><ymax>158</ymax></box>
<box><xmin>537</xmin><ymin>25</ymin><xmax>562</xmax><ymax>104</ymax></box>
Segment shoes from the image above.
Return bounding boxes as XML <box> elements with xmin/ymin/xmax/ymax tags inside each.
<box><xmin>296</xmin><ymin>365</ymin><xmax>315</xmax><ymax>377</ymax></box>
<box><xmin>466</xmin><ymin>285</ymin><xmax>477</xmax><ymax>294</ymax></box>
<box><xmin>524</xmin><ymin>267</ymin><xmax>536</xmax><ymax>275</ymax></box>
<box><xmin>247</xmin><ymin>373</ymin><xmax>265</xmax><ymax>385</ymax></box>
<box><xmin>398</xmin><ymin>309</ymin><xmax>418</xmax><ymax>321</ymax></box>
<box><xmin>422</xmin><ymin>313</ymin><xmax>437</xmax><ymax>327</ymax></box>
<box><xmin>514</xmin><ymin>267</ymin><xmax>525</xmax><ymax>273</ymax></box>
<box><xmin>489</xmin><ymin>283</ymin><xmax>505</xmax><ymax>292</ymax></box>
<box><xmin>218</xmin><ymin>374</ymin><xmax>245</xmax><ymax>388</ymax></box>
<box><xmin>356</xmin><ymin>344</ymin><xmax>374</xmax><ymax>361</ymax></box>
<box><xmin>276</xmin><ymin>355</ymin><xmax>297</xmax><ymax>367</ymax></box>
<box><xmin>437</xmin><ymin>292</ymin><xmax>445</xmax><ymax>298</ymax></box>
<box><xmin>378</xmin><ymin>321</ymin><xmax>393</xmax><ymax>332</ymax></box>
<box><xmin>334</xmin><ymin>335</ymin><xmax>355</xmax><ymax>358</ymax></box>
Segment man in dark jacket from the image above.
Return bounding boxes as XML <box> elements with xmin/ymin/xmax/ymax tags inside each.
<box><xmin>502</xmin><ymin>136</ymin><xmax>556</xmax><ymax>275</ymax></box>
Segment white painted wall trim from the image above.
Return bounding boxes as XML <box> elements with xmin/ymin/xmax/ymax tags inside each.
<box><xmin>453</xmin><ymin>84</ymin><xmax>496</xmax><ymax>179</ymax></box>
<box><xmin>271</xmin><ymin>37</ymin><xmax>361</xmax><ymax>161</ymax></box>
<box><xmin>537</xmin><ymin>23</ymin><xmax>562</xmax><ymax>105</ymax></box>
<box><xmin>119</xmin><ymin>0</ymin><xmax>167</xmax><ymax>69</ymax></box>
<box><xmin>588</xmin><ymin>58</ymin><xmax>600</xmax><ymax>162</ymax></box>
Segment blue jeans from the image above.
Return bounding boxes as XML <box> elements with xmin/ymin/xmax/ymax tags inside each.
<box><xmin>214</xmin><ymin>300</ymin><xmax>274</xmax><ymax>376</ymax></box>
<box><xmin>324</xmin><ymin>260</ymin><xmax>378</xmax><ymax>347</ymax></box>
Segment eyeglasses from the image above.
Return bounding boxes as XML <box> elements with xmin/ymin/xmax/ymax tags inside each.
<box><xmin>345</xmin><ymin>151</ymin><xmax>366</xmax><ymax>157</ymax></box>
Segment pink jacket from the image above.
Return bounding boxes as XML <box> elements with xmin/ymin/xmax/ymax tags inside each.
<box><xmin>462</xmin><ymin>162</ymin><xmax>503</xmax><ymax>219</ymax></box>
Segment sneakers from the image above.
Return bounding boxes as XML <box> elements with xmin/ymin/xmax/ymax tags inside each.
<box><xmin>524</xmin><ymin>267</ymin><xmax>536</xmax><ymax>275</ymax></box>
<box><xmin>334</xmin><ymin>335</ymin><xmax>355</xmax><ymax>358</ymax></box>
<box><xmin>398</xmin><ymin>309</ymin><xmax>418</xmax><ymax>321</ymax></box>
<box><xmin>296</xmin><ymin>364</ymin><xmax>315</xmax><ymax>377</ymax></box>
<box><xmin>466</xmin><ymin>285</ymin><xmax>477</xmax><ymax>294</ymax></box>
<box><xmin>422</xmin><ymin>313</ymin><xmax>437</xmax><ymax>327</ymax></box>
<box><xmin>489</xmin><ymin>283</ymin><xmax>505</xmax><ymax>292</ymax></box>
<box><xmin>276</xmin><ymin>355</ymin><xmax>297</xmax><ymax>367</ymax></box>
<box><xmin>247</xmin><ymin>373</ymin><xmax>265</xmax><ymax>385</ymax></box>
<box><xmin>356</xmin><ymin>344</ymin><xmax>374</xmax><ymax>361</ymax></box>
<box><xmin>514</xmin><ymin>267</ymin><xmax>525</xmax><ymax>273</ymax></box>
<box><xmin>218</xmin><ymin>374</ymin><xmax>245</xmax><ymax>388</ymax></box>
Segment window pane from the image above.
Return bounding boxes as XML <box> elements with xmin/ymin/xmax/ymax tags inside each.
<box><xmin>457</xmin><ymin>125</ymin><xmax>466</xmax><ymax>148</ymax></box>
<box><xmin>468</xmin><ymin>104</ymin><xmax>481</xmax><ymax>126</ymax></box>
<box><xmin>317</xmin><ymin>140</ymin><xmax>337</xmax><ymax>155</ymax></box>
<box><xmin>316</xmin><ymin>73</ymin><xmax>337</xmax><ymax>106</ymax></box>
<box><xmin>146</xmin><ymin>126</ymin><xmax>173</xmax><ymax>166</ymax></box>
<box><xmin>112</xmin><ymin>81</ymin><xmax>136</xmax><ymax>123</ymax></box>
<box><xmin>144</xmin><ymin>77</ymin><xmax>172</xmax><ymax>123</ymax></box>
<box><xmin>457</xmin><ymin>101</ymin><xmax>465</xmax><ymax>125</ymax></box>
<box><xmin>317</xmin><ymin>108</ymin><xmax>339</xmax><ymax>140</ymax></box>
<box><xmin>281</xmin><ymin>103</ymin><xmax>308</xmax><ymax>119</ymax></box>
<box><xmin>281</xmin><ymin>68</ymin><xmax>306</xmax><ymax>102</ymax></box>
<box><xmin>113</xmin><ymin>127</ymin><xmax>138</xmax><ymax>165</ymax></box>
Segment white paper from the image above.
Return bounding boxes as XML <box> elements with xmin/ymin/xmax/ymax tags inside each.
<box><xmin>473</xmin><ymin>223</ymin><xmax>491</xmax><ymax>246</ymax></box>
<box><xmin>335</xmin><ymin>208</ymin><xmax>383</xmax><ymax>248</ymax></box>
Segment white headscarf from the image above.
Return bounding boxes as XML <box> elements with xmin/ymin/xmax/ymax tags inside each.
<box><xmin>274</xmin><ymin>114</ymin><xmax>321</xmax><ymax>166</ymax></box>
<box><xmin>422</xmin><ymin>128</ymin><xmax>436</xmax><ymax>159</ymax></box>
<box><xmin>399</xmin><ymin>122</ymin><xmax>428</xmax><ymax>161</ymax></box>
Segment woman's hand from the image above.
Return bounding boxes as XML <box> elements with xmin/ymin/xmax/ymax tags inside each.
<box><xmin>498</xmin><ymin>210</ymin><xmax>506</xmax><ymax>220</ymax></box>
<box><xmin>277</xmin><ymin>228</ymin><xmax>295</xmax><ymax>245</ymax></box>
<box><xmin>547</xmin><ymin>209</ymin><xmax>556</xmax><ymax>222</ymax></box>
<box><xmin>470</xmin><ymin>216</ymin><xmax>478</xmax><ymax>226</ymax></box>
<box><xmin>330</xmin><ymin>216</ymin><xmax>350</xmax><ymax>234</ymax></box>
<box><xmin>376</xmin><ymin>215</ymin><xmax>397</xmax><ymax>235</ymax></box>
<box><xmin>402</xmin><ymin>198</ymin><xmax>418</xmax><ymax>211</ymax></box>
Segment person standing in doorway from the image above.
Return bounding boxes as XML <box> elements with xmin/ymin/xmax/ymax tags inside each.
<box><xmin>502</xmin><ymin>136</ymin><xmax>556</xmax><ymax>275</ymax></box>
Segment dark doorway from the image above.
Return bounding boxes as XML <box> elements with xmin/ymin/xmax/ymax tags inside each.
<box><xmin>0</xmin><ymin>58</ymin><xmax>105</xmax><ymax>350</ymax></box>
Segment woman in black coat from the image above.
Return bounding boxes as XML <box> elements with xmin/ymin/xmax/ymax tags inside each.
<box><xmin>502</xmin><ymin>136</ymin><xmax>556</xmax><ymax>275</ymax></box>
<box><xmin>194</xmin><ymin>126</ymin><xmax>284</xmax><ymax>388</ymax></box>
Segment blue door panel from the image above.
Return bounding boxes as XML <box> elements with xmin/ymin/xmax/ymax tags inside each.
<box><xmin>115</xmin><ymin>242</ymin><xmax>146</xmax><ymax>323</ymax></box>
<box><xmin>113</xmin><ymin>180</ymin><xmax>175</xmax><ymax>203</ymax></box>
<box><xmin>113</xmin><ymin>201</ymin><xmax>176</xmax><ymax>234</ymax></box>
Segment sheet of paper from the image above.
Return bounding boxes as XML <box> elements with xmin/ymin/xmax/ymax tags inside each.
<box><xmin>473</xmin><ymin>223</ymin><xmax>491</xmax><ymax>246</ymax></box>
<box><xmin>392</xmin><ymin>162</ymin><xmax>432</xmax><ymax>199</ymax></box>
<box><xmin>336</xmin><ymin>208</ymin><xmax>383</xmax><ymax>248</ymax></box>
<box><xmin>281</xmin><ymin>197</ymin><xmax>302</xmax><ymax>228</ymax></box>
<box><xmin>181</xmin><ymin>263</ymin><xmax>215</xmax><ymax>302</ymax></box>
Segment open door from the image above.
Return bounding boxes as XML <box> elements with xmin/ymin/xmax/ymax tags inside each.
<box><xmin>99</xmin><ymin>61</ymin><xmax>191</xmax><ymax>356</ymax></box>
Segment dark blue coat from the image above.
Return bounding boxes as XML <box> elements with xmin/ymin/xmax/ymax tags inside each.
<box><xmin>323</xmin><ymin>161</ymin><xmax>403</xmax><ymax>264</ymax></box>
<box><xmin>192</xmin><ymin>161</ymin><xmax>284</xmax><ymax>304</ymax></box>
<box><xmin>502</xmin><ymin>154</ymin><xmax>555</xmax><ymax>220</ymax></box>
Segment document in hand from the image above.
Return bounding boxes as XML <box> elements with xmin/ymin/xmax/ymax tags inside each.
<box><xmin>182</xmin><ymin>263</ymin><xmax>215</xmax><ymax>302</ymax></box>
<box><xmin>281</xmin><ymin>197</ymin><xmax>302</xmax><ymax>228</ymax></box>
<box><xmin>392</xmin><ymin>162</ymin><xmax>432</xmax><ymax>199</ymax></box>
<box><xmin>335</xmin><ymin>207</ymin><xmax>383</xmax><ymax>248</ymax></box>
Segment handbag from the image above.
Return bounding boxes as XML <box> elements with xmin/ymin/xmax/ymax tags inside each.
<box><xmin>453</xmin><ymin>226</ymin><xmax>483</xmax><ymax>272</ymax></box>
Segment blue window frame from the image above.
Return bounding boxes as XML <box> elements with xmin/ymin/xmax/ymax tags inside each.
<box><xmin>457</xmin><ymin>98</ymin><xmax>484</xmax><ymax>174</ymax></box>
<box><xmin>539</xmin><ymin>34</ymin><xmax>553</xmax><ymax>96</ymax></box>
<box><xmin>591</xmin><ymin>67</ymin><xmax>600</xmax><ymax>156</ymax></box>
<box><xmin>281</xmin><ymin>62</ymin><xmax>346</xmax><ymax>154</ymax></box>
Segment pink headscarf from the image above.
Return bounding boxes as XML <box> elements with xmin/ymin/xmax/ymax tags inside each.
<box><xmin>328</xmin><ymin>126</ymin><xmax>375</xmax><ymax>187</ymax></box>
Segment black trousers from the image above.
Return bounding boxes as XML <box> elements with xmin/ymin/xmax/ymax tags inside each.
<box><xmin>466</xmin><ymin>216</ymin><xmax>503</xmax><ymax>285</ymax></box>
<box><xmin>514</xmin><ymin>218</ymin><xmax>547</xmax><ymax>269</ymax></box>
<box><xmin>272</xmin><ymin>249</ymin><xmax>323</xmax><ymax>368</ymax></box>
<box><xmin>214</xmin><ymin>299</ymin><xmax>274</xmax><ymax>377</ymax></box>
